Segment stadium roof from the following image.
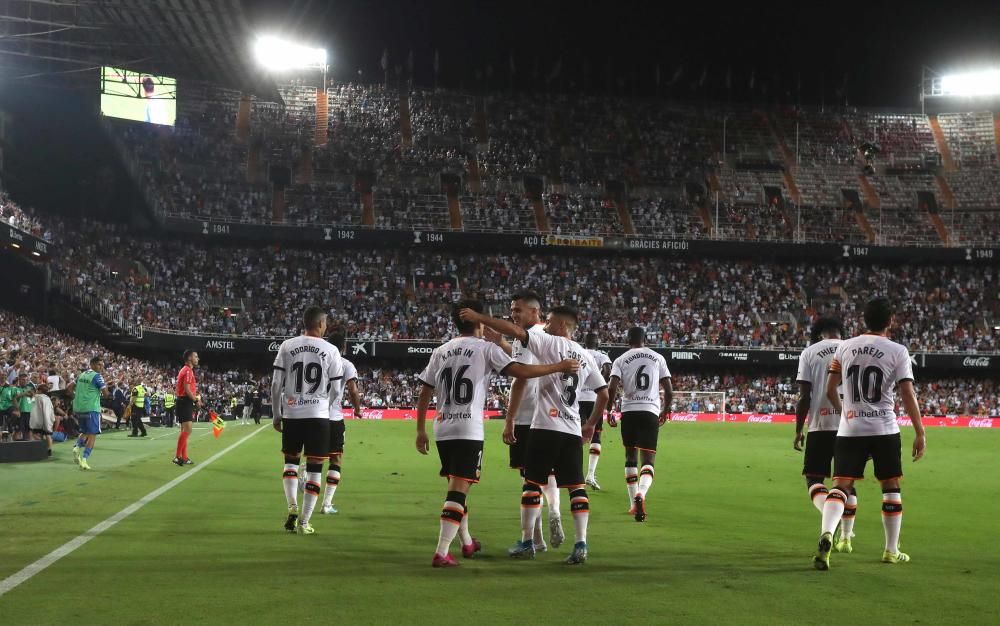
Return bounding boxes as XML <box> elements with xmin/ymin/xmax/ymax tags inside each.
<box><xmin>0</xmin><ymin>0</ymin><xmax>281</xmax><ymax>101</ymax></box>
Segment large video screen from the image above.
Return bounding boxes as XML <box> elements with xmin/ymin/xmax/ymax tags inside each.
<box><xmin>100</xmin><ymin>66</ymin><xmax>177</xmax><ymax>126</ymax></box>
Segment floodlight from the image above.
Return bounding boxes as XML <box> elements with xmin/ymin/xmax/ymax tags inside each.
<box><xmin>937</xmin><ymin>70</ymin><xmax>1000</xmax><ymax>97</ymax></box>
<box><xmin>253</xmin><ymin>36</ymin><xmax>327</xmax><ymax>71</ymax></box>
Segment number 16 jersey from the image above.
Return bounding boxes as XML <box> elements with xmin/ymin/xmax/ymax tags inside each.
<box><xmin>829</xmin><ymin>334</ymin><xmax>914</xmax><ymax>437</ymax></box>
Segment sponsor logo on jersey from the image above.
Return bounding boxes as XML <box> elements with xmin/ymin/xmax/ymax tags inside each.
<box><xmin>962</xmin><ymin>357</ymin><xmax>990</xmax><ymax>367</ymax></box>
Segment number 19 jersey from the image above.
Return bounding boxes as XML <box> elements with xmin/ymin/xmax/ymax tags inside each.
<box><xmin>418</xmin><ymin>336</ymin><xmax>514</xmax><ymax>441</ymax></box>
<box><xmin>272</xmin><ymin>335</ymin><xmax>344</xmax><ymax>420</ymax></box>
<box><xmin>610</xmin><ymin>347</ymin><xmax>671</xmax><ymax>414</ymax></box>
<box><xmin>829</xmin><ymin>334</ymin><xmax>914</xmax><ymax>437</ymax></box>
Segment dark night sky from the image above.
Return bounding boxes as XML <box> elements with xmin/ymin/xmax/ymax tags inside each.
<box><xmin>244</xmin><ymin>0</ymin><xmax>1000</xmax><ymax>107</ymax></box>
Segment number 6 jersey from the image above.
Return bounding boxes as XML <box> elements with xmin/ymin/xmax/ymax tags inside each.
<box><xmin>610</xmin><ymin>347</ymin><xmax>672</xmax><ymax>414</ymax></box>
<box><xmin>272</xmin><ymin>335</ymin><xmax>344</xmax><ymax>420</ymax></box>
<box><xmin>829</xmin><ymin>333</ymin><xmax>914</xmax><ymax>437</ymax></box>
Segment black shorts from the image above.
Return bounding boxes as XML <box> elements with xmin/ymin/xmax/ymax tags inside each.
<box><xmin>621</xmin><ymin>411</ymin><xmax>660</xmax><ymax>451</ymax></box>
<box><xmin>281</xmin><ymin>418</ymin><xmax>330</xmax><ymax>459</ymax></box>
<box><xmin>176</xmin><ymin>398</ymin><xmax>195</xmax><ymax>423</ymax></box>
<box><xmin>19</xmin><ymin>412</ymin><xmax>30</xmax><ymax>432</ymax></box>
<box><xmin>131</xmin><ymin>406</ymin><xmax>145</xmax><ymax>419</ymax></box>
<box><xmin>328</xmin><ymin>420</ymin><xmax>346</xmax><ymax>455</ymax></box>
<box><xmin>578</xmin><ymin>401</ymin><xmax>603</xmax><ymax>433</ymax></box>
<box><xmin>834</xmin><ymin>433</ymin><xmax>903</xmax><ymax>481</ymax></box>
<box><xmin>802</xmin><ymin>430</ymin><xmax>837</xmax><ymax>478</ymax></box>
<box><xmin>31</xmin><ymin>428</ymin><xmax>52</xmax><ymax>436</ymax></box>
<box><xmin>524</xmin><ymin>428</ymin><xmax>584</xmax><ymax>488</ymax></box>
<box><xmin>437</xmin><ymin>439</ymin><xmax>483</xmax><ymax>483</ymax></box>
<box><xmin>508</xmin><ymin>424</ymin><xmax>533</xmax><ymax>469</ymax></box>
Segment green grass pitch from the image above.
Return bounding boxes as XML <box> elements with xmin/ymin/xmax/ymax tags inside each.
<box><xmin>1</xmin><ymin>421</ymin><xmax>998</xmax><ymax>624</ymax></box>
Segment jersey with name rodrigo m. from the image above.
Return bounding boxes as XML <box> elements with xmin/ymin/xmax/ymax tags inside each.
<box><xmin>272</xmin><ymin>336</ymin><xmax>344</xmax><ymax>420</ymax></box>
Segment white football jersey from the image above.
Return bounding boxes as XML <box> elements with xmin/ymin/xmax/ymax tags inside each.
<box><xmin>579</xmin><ymin>349</ymin><xmax>612</xmax><ymax>402</ymax></box>
<box><xmin>610</xmin><ymin>347</ymin><xmax>672</xmax><ymax>414</ymax></box>
<box><xmin>830</xmin><ymin>334</ymin><xmax>914</xmax><ymax>437</ymax></box>
<box><xmin>796</xmin><ymin>338</ymin><xmax>842</xmax><ymax>432</ymax></box>
<box><xmin>519</xmin><ymin>331</ymin><xmax>606</xmax><ymax>436</ymax></box>
<box><xmin>510</xmin><ymin>324</ymin><xmax>546</xmax><ymax>426</ymax></box>
<box><xmin>272</xmin><ymin>336</ymin><xmax>344</xmax><ymax>420</ymax></box>
<box><xmin>329</xmin><ymin>358</ymin><xmax>359</xmax><ymax>421</ymax></box>
<box><xmin>418</xmin><ymin>336</ymin><xmax>513</xmax><ymax>441</ymax></box>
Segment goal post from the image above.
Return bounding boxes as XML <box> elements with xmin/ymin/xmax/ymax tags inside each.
<box><xmin>668</xmin><ymin>391</ymin><xmax>727</xmax><ymax>418</ymax></box>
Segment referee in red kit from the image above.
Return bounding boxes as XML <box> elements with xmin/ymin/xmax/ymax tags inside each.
<box><xmin>173</xmin><ymin>350</ymin><xmax>203</xmax><ymax>466</ymax></box>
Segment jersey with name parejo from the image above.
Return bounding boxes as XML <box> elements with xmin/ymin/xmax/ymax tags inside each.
<box><xmin>272</xmin><ymin>336</ymin><xmax>344</xmax><ymax>420</ymax></box>
<box><xmin>418</xmin><ymin>336</ymin><xmax>513</xmax><ymax>442</ymax></box>
<box><xmin>611</xmin><ymin>347</ymin><xmax>672</xmax><ymax>414</ymax></box>
<box><xmin>578</xmin><ymin>349</ymin><xmax>612</xmax><ymax>403</ymax></box>
<box><xmin>829</xmin><ymin>334</ymin><xmax>914</xmax><ymax>437</ymax></box>
<box><xmin>519</xmin><ymin>331</ymin><xmax>606</xmax><ymax>436</ymax></box>
<box><xmin>796</xmin><ymin>338</ymin><xmax>843</xmax><ymax>432</ymax></box>
<box><xmin>328</xmin><ymin>358</ymin><xmax>359</xmax><ymax>421</ymax></box>
<box><xmin>510</xmin><ymin>324</ymin><xmax>547</xmax><ymax>426</ymax></box>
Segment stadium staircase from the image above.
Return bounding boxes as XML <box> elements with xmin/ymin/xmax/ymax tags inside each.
<box><xmin>247</xmin><ymin>141</ymin><xmax>262</xmax><ymax>183</ymax></box>
<box><xmin>446</xmin><ymin>190</ymin><xmax>463</xmax><ymax>230</ymax></box>
<box><xmin>236</xmin><ymin>96</ymin><xmax>251</xmax><ymax>142</ymax></box>
<box><xmin>928</xmin><ymin>211</ymin><xmax>952</xmax><ymax>245</ymax></box>
<box><xmin>995</xmin><ymin>113</ymin><xmax>1000</xmax><ymax>165</ymax></box>
<box><xmin>928</xmin><ymin>115</ymin><xmax>957</xmax><ymax>172</ymax></box>
<box><xmin>531</xmin><ymin>195</ymin><xmax>551</xmax><ymax>233</ymax></box>
<box><xmin>473</xmin><ymin>97</ymin><xmax>488</xmax><ymax>144</ymax></box>
<box><xmin>314</xmin><ymin>90</ymin><xmax>328</xmax><ymax>146</ymax></box>
<box><xmin>272</xmin><ymin>187</ymin><xmax>285</xmax><ymax>222</ymax></box>
<box><xmin>611</xmin><ymin>195</ymin><xmax>635</xmax><ymax>235</ymax></box>
<box><xmin>296</xmin><ymin>148</ymin><xmax>313</xmax><ymax>184</ymax></box>
<box><xmin>361</xmin><ymin>190</ymin><xmax>376</xmax><ymax>226</ymax></box>
<box><xmin>399</xmin><ymin>93</ymin><xmax>414</xmax><ymax>148</ymax></box>
<box><xmin>466</xmin><ymin>156</ymin><xmax>482</xmax><ymax>193</ymax></box>
<box><xmin>854</xmin><ymin>175</ymin><xmax>878</xmax><ymax>242</ymax></box>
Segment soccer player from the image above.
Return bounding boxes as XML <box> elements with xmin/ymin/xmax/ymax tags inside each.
<box><xmin>461</xmin><ymin>304</ymin><xmax>609</xmax><ymax>565</ymax></box>
<box><xmin>320</xmin><ymin>331</ymin><xmax>362</xmax><ymax>515</ymax></box>
<box><xmin>813</xmin><ymin>298</ymin><xmax>926</xmax><ymax>570</ymax></box>
<box><xmin>417</xmin><ymin>299</ymin><xmax>579</xmax><ymax>567</ymax></box>
<box><xmin>173</xmin><ymin>350</ymin><xmax>203</xmax><ymax>466</ymax></box>
<box><xmin>70</xmin><ymin>356</ymin><xmax>110</xmax><ymax>470</ymax></box>
<box><xmin>272</xmin><ymin>306</ymin><xmax>344</xmax><ymax>535</ymax></box>
<box><xmin>794</xmin><ymin>317</ymin><xmax>854</xmax><ymax>550</ymax></box>
<box><xmin>606</xmin><ymin>327</ymin><xmax>672</xmax><ymax>522</ymax></box>
<box><xmin>580</xmin><ymin>332</ymin><xmax>612</xmax><ymax>490</ymax></box>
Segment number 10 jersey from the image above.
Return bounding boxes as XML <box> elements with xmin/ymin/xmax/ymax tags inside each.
<box><xmin>829</xmin><ymin>334</ymin><xmax>914</xmax><ymax>437</ymax></box>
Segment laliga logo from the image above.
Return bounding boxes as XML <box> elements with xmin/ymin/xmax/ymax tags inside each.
<box><xmin>324</xmin><ymin>227</ymin><xmax>333</xmax><ymax>241</ymax></box>
<box><xmin>267</xmin><ymin>342</ymin><xmax>281</xmax><ymax>352</ymax></box>
<box><xmin>413</xmin><ymin>231</ymin><xmax>422</xmax><ymax>244</ymax></box>
<box><xmin>962</xmin><ymin>357</ymin><xmax>990</xmax><ymax>367</ymax></box>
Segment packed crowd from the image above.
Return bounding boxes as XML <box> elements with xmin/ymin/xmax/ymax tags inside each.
<box><xmin>50</xmin><ymin>219</ymin><xmax>999</xmax><ymax>352</ymax></box>
<box><xmin>1</xmin><ymin>188</ymin><xmax>50</xmax><ymax>240</ymax></box>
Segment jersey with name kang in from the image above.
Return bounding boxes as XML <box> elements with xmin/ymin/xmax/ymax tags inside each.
<box><xmin>829</xmin><ymin>334</ymin><xmax>913</xmax><ymax>437</ymax></box>
<box><xmin>519</xmin><ymin>331</ymin><xmax>606</xmax><ymax>436</ymax></box>
<box><xmin>610</xmin><ymin>347</ymin><xmax>672</xmax><ymax>414</ymax></box>
<box><xmin>328</xmin><ymin>358</ymin><xmax>358</xmax><ymax>421</ymax></box>
<box><xmin>418</xmin><ymin>336</ymin><xmax>514</xmax><ymax>441</ymax></box>
<box><xmin>272</xmin><ymin>336</ymin><xmax>344</xmax><ymax>420</ymax></box>
<box><xmin>796</xmin><ymin>338</ymin><xmax>843</xmax><ymax>431</ymax></box>
<box><xmin>510</xmin><ymin>324</ymin><xmax>547</xmax><ymax>426</ymax></box>
<box><xmin>579</xmin><ymin>349</ymin><xmax>612</xmax><ymax>402</ymax></box>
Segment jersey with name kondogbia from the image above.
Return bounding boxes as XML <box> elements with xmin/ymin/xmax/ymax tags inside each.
<box><xmin>329</xmin><ymin>358</ymin><xmax>358</xmax><ymax>421</ymax></box>
<box><xmin>829</xmin><ymin>334</ymin><xmax>913</xmax><ymax>437</ymax></box>
<box><xmin>518</xmin><ymin>331</ymin><xmax>606</xmax><ymax>436</ymax></box>
<box><xmin>611</xmin><ymin>347</ymin><xmax>672</xmax><ymax>414</ymax></box>
<box><xmin>509</xmin><ymin>324</ymin><xmax>546</xmax><ymax>426</ymax></box>
<box><xmin>272</xmin><ymin>336</ymin><xmax>344</xmax><ymax>420</ymax></box>
<box><xmin>418</xmin><ymin>336</ymin><xmax>513</xmax><ymax>441</ymax></box>
<box><xmin>578</xmin><ymin>349</ymin><xmax>612</xmax><ymax>402</ymax></box>
<box><xmin>796</xmin><ymin>338</ymin><xmax>843</xmax><ymax>431</ymax></box>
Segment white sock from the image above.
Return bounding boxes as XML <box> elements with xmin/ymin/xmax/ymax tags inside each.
<box><xmin>626</xmin><ymin>466</ymin><xmax>639</xmax><ymax>505</ymax></box>
<box><xmin>808</xmin><ymin>483</ymin><xmax>829</xmax><ymax>513</ymax></box>
<box><xmin>821</xmin><ymin>489</ymin><xmax>847</xmax><ymax>536</ymax></box>
<box><xmin>459</xmin><ymin>506</ymin><xmax>473</xmax><ymax>546</ymax></box>
<box><xmin>322</xmin><ymin>467</ymin><xmax>341</xmax><ymax>507</ymax></box>
<box><xmin>637</xmin><ymin>465</ymin><xmax>655</xmax><ymax>497</ymax></box>
<box><xmin>841</xmin><ymin>493</ymin><xmax>858</xmax><ymax>539</ymax></box>
<box><xmin>282</xmin><ymin>463</ymin><xmax>299</xmax><ymax>508</ymax></box>
<box><xmin>437</xmin><ymin>500</ymin><xmax>464</xmax><ymax>557</ymax></box>
<box><xmin>882</xmin><ymin>491</ymin><xmax>902</xmax><ymax>553</ymax></box>
<box><xmin>542</xmin><ymin>475</ymin><xmax>560</xmax><ymax>518</ymax></box>
<box><xmin>532</xmin><ymin>513</ymin><xmax>545</xmax><ymax>547</ymax></box>
<box><xmin>570</xmin><ymin>489</ymin><xmax>589</xmax><ymax>543</ymax></box>
<box><xmin>521</xmin><ymin>488</ymin><xmax>543</xmax><ymax>543</ymax></box>
<box><xmin>300</xmin><ymin>471</ymin><xmax>322</xmax><ymax>523</ymax></box>
<box><xmin>587</xmin><ymin>443</ymin><xmax>601</xmax><ymax>477</ymax></box>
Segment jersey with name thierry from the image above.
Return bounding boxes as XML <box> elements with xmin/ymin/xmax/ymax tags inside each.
<box><xmin>796</xmin><ymin>338</ymin><xmax>843</xmax><ymax>431</ymax></box>
<box><xmin>418</xmin><ymin>336</ymin><xmax>513</xmax><ymax>441</ymax></box>
<box><xmin>829</xmin><ymin>334</ymin><xmax>913</xmax><ymax>437</ymax></box>
<box><xmin>510</xmin><ymin>324</ymin><xmax>547</xmax><ymax>426</ymax></box>
<box><xmin>611</xmin><ymin>347</ymin><xmax>672</xmax><ymax>414</ymax></box>
<box><xmin>519</xmin><ymin>331</ymin><xmax>606</xmax><ymax>436</ymax></box>
<box><xmin>328</xmin><ymin>358</ymin><xmax>359</xmax><ymax>421</ymax></box>
<box><xmin>272</xmin><ymin>336</ymin><xmax>344</xmax><ymax>420</ymax></box>
<box><xmin>578</xmin><ymin>349</ymin><xmax>612</xmax><ymax>402</ymax></box>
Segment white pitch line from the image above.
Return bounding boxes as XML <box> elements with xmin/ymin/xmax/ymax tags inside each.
<box><xmin>0</xmin><ymin>426</ymin><xmax>267</xmax><ymax>598</ymax></box>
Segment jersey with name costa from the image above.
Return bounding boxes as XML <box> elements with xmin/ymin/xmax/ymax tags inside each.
<box><xmin>829</xmin><ymin>334</ymin><xmax>913</xmax><ymax>437</ymax></box>
<box><xmin>519</xmin><ymin>331</ymin><xmax>606</xmax><ymax>436</ymax></box>
<box><xmin>418</xmin><ymin>336</ymin><xmax>513</xmax><ymax>441</ymax></box>
<box><xmin>611</xmin><ymin>347</ymin><xmax>672</xmax><ymax>414</ymax></box>
<box><xmin>328</xmin><ymin>358</ymin><xmax>359</xmax><ymax>421</ymax></box>
<box><xmin>272</xmin><ymin>336</ymin><xmax>344</xmax><ymax>420</ymax></box>
<box><xmin>579</xmin><ymin>349</ymin><xmax>612</xmax><ymax>402</ymax></box>
<box><xmin>509</xmin><ymin>324</ymin><xmax>547</xmax><ymax>426</ymax></box>
<box><xmin>796</xmin><ymin>338</ymin><xmax>843</xmax><ymax>431</ymax></box>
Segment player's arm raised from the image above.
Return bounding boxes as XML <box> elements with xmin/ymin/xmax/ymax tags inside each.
<box><xmin>458</xmin><ymin>308</ymin><xmax>528</xmax><ymax>344</ymax></box>
<box><xmin>794</xmin><ymin>381</ymin><xmax>811</xmax><ymax>451</ymax></box>
<box><xmin>415</xmin><ymin>383</ymin><xmax>434</xmax><ymax>455</ymax></box>
<box><xmin>897</xmin><ymin>380</ymin><xmax>926</xmax><ymax>461</ymax></box>
<box><xmin>606</xmin><ymin>375</ymin><xmax>621</xmax><ymax>427</ymax></box>
<box><xmin>484</xmin><ymin>326</ymin><xmax>513</xmax><ymax>356</ymax></box>
<box><xmin>659</xmin><ymin>376</ymin><xmax>673</xmax><ymax>425</ymax></box>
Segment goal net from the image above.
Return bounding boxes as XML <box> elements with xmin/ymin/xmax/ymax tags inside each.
<box><xmin>669</xmin><ymin>391</ymin><xmax>727</xmax><ymax>418</ymax></box>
